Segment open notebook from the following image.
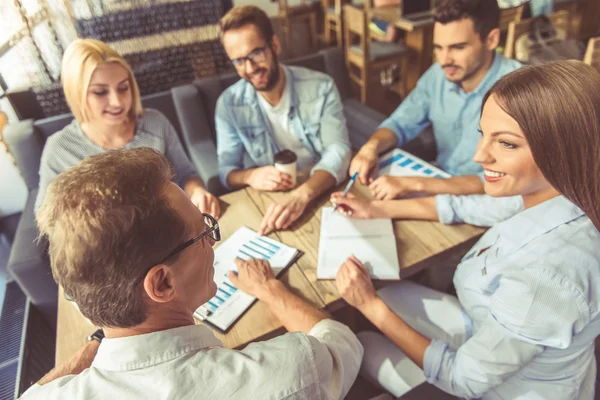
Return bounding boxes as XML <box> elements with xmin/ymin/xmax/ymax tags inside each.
<box><xmin>194</xmin><ymin>227</ymin><xmax>302</xmax><ymax>333</ymax></box>
<box><xmin>317</xmin><ymin>207</ymin><xmax>400</xmax><ymax>280</ymax></box>
<box><xmin>378</xmin><ymin>148</ymin><xmax>450</xmax><ymax>178</ymax></box>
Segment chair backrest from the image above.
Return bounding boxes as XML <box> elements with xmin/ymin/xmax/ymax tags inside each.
<box><xmin>499</xmin><ymin>4</ymin><xmax>525</xmax><ymax>32</ymax></box>
<box><xmin>584</xmin><ymin>36</ymin><xmax>600</xmax><ymax>72</ymax></box>
<box><xmin>344</xmin><ymin>5</ymin><xmax>369</xmax><ymax>61</ymax></box>
<box><xmin>3</xmin><ymin>90</ymin><xmax>182</xmax><ymax>190</ymax></box>
<box><xmin>504</xmin><ymin>10</ymin><xmax>570</xmax><ymax>59</ymax></box>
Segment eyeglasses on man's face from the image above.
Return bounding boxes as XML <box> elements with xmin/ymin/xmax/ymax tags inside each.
<box><xmin>158</xmin><ymin>213</ymin><xmax>221</xmax><ymax>264</ymax></box>
<box><xmin>230</xmin><ymin>46</ymin><xmax>269</xmax><ymax>69</ymax></box>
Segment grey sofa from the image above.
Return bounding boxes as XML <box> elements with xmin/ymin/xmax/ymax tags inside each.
<box><xmin>171</xmin><ymin>47</ymin><xmax>436</xmax><ymax>195</ymax></box>
<box><xmin>3</xmin><ymin>91</ymin><xmax>185</xmax><ymax>327</ymax></box>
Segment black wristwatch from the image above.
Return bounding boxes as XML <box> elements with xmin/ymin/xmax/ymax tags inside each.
<box><xmin>86</xmin><ymin>328</ymin><xmax>104</xmax><ymax>343</ymax></box>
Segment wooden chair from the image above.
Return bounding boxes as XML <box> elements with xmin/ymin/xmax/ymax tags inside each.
<box><xmin>322</xmin><ymin>0</ymin><xmax>345</xmax><ymax>47</ymax></box>
<box><xmin>278</xmin><ymin>0</ymin><xmax>319</xmax><ymax>55</ymax></box>
<box><xmin>344</xmin><ymin>4</ymin><xmax>408</xmax><ymax>104</ymax></box>
<box><xmin>584</xmin><ymin>36</ymin><xmax>600</xmax><ymax>72</ymax></box>
<box><xmin>499</xmin><ymin>4</ymin><xmax>525</xmax><ymax>34</ymax></box>
<box><xmin>504</xmin><ymin>10</ymin><xmax>570</xmax><ymax>60</ymax></box>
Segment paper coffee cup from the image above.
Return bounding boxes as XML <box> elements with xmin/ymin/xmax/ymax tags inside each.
<box><xmin>274</xmin><ymin>149</ymin><xmax>297</xmax><ymax>186</ymax></box>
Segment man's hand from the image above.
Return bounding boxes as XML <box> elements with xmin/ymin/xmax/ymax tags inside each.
<box><xmin>349</xmin><ymin>146</ymin><xmax>379</xmax><ymax>185</ymax></box>
<box><xmin>190</xmin><ymin>187</ymin><xmax>221</xmax><ymax>219</ymax></box>
<box><xmin>335</xmin><ymin>256</ymin><xmax>379</xmax><ymax>312</ymax></box>
<box><xmin>228</xmin><ymin>258</ymin><xmax>279</xmax><ymax>300</ymax></box>
<box><xmin>330</xmin><ymin>192</ymin><xmax>386</xmax><ymax>219</ymax></box>
<box><xmin>258</xmin><ymin>192</ymin><xmax>309</xmax><ymax>235</ymax></box>
<box><xmin>247</xmin><ymin>166</ymin><xmax>294</xmax><ymax>192</ymax></box>
<box><xmin>369</xmin><ymin>176</ymin><xmax>424</xmax><ymax>200</ymax></box>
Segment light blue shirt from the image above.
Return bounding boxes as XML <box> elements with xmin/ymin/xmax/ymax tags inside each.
<box><xmin>427</xmin><ymin>194</ymin><xmax>600</xmax><ymax>399</ymax></box>
<box><xmin>379</xmin><ymin>54</ymin><xmax>521</xmax><ymax>176</ymax></box>
<box><xmin>498</xmin><ymin>0</ymin><xmax>554</xmax><ymax>16</ymax></box>
<box><xmin>215</xmin><ymin>65</ymin><xmax>351</xmax><ymax>189</ymax></box>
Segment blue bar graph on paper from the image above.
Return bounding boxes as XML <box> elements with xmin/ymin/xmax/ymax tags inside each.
<box><xmin>207</xmin><ymin>301</ymin><xmax>218</xmax><ymax>311</ymax></box>
<box><xmin>380</xmin><ymin>153</ymin><xmax>404</xmax><ymax>169</ymax></box>
<box><xmin>223</xmin><ymin>281</ymin><xmax>237</xmax><ymax>293</ymax></box>
<box><xmin>423</xmin><ymin>168</ymin><xmax>433</xmax><ymax>175</ymax></box>
<box><xmin>249</xmin><ymin>240</ymin><xmax>276</xmax><ymax>255</ymax></box>
<box><xmin>435</xmin><ymin>174</ymin><xmax>445</xmax><ymax>178</ymax></box>
<box><xmin>256</xmin><ymin>237</ymin><xmax>280</xmax><ymax>251</ymax></box>
<box><xmin>218</xmin><ymin>288</ymin><xmax>231</xmax><ymax>298</ymax></box>
<box><xmin>399</xmin><ymin>158</ymin><xmax>413</xmax><ymax>167</ymax></box>
<box><xmin>241</xmin><ymin>244</ymin><xmax>269</xmax><ymax>259</ymax></box>
<box><xmin>411</xmin><ymin>163</ymin><xmax>422</xmax><ymax>171</ymax></box>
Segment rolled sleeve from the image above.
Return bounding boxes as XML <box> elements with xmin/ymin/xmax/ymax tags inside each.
<box><xmin>377</xmin><ymin>67</ymin><xmax>433</xmax><ymax>147</ymax></box>
<box><xmin>215</xmin><ymin>95</ymin><xmax>246</xmax><ymax>189</ymax></box>
<box><xmin>423</xmin><ymin>267</ymin><xmax>586</xmax><ymax>398</ymax></box>
<box><xmin>307</xmin><ymin>319</ymin><xmax>364</xmax><ymax>400</ymax></box>
<box><xmin>435</xmin><ymin>194</ymin><xmax>524</xmax><ymax>227</ymax></box>
<box><xmin>310</xmin><ymin>80</ymin><xmax>351</xmax><ymax>184</ymax></box>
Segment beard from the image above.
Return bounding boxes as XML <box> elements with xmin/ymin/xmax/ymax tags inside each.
<box><xmin>248</xmin><ymin>53</ymin><xmax>280</xmax><ymax>92</ymax></box>
<box><xmin>442</xmin><ymin>51</ymin><xmax>488</xmax><ymax>85</ymax></box>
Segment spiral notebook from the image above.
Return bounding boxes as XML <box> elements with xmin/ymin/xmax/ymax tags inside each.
<box><xmin>194</xmin><ymin>227</ymin><xmax>302</xmax><ymax>333</ymax></box>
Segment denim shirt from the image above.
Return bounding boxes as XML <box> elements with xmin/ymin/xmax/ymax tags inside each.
<box><xmin>427</xmin><ymin>194</ymin><xmax>600</xmax><ymax>399</ymax></box>
<box><xmin>215</xmin><ymin>65</ymin><xmax>351</xmax><ymax>189</ymax></box>
<box><xmin>379</xmin><ymin>54</ymin><xmax>521</xmax><ymax>176</ymax></box>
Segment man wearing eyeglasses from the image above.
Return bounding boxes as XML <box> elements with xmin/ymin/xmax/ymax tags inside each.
<box><xmin>21</xmin><ymin>148</ymin><xmax>362</xmax><ymax>399</ymax></box>
<box><xmin>215</xmin><ymin>6</ymin><xmax>351</xmax><ymax>236</ymax></box>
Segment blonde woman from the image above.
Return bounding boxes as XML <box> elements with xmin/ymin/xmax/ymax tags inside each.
<box><xmin>35</xmin><ymin>39</ymin><xmax>220</xmax><ymax>217</ymax></box>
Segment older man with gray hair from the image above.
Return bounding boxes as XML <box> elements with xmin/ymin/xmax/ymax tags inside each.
<box><xmin>21</xmin><ymin>147</ymin><xmax>362</xmax><ymax>399</ymax></box>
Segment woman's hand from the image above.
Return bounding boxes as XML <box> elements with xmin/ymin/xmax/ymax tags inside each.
<box><xmin>335</xmin><ymin>256</ymin><xmax>379</xmax><ymax>312</ymax></box>
<box><xmin>190</xmin><ymin>187</ymin><xmax>221</xmax><ymax>219</ymax></box>
<box><xmin>330</xmin><ymin>192</ymin><xmax>386</xmax><ymax>219</ymax></box>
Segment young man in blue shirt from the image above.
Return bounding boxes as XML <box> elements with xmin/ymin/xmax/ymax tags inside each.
<box><xmin>350</xmin><ymin>0</ymin><xmax>522</xmax><ymax>200</ymax></box>
<box><xmin>215</xmin><ymin>6</ymin><xmax>351</xmax><ymax>235</ymax></box>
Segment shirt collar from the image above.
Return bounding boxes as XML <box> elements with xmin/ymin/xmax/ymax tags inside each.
<box><xmin>495</xmin><ymin>195</ymin><xmax>585</xmax><ymax>252</ymax></box>
<box><xmin>92</xmin><ymin>324</ymin><xmax>223</xmax><ymax>371</ymax></box>
<box><xmin>448</xmin><ymin>52</ymin><xmax>503</xmax><ymax>95</ymax></box>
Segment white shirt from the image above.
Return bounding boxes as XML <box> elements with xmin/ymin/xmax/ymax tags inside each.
<box><xmin>21</xmin><ymin>320</ymin><xmax>363</xmax><ymax>400</ymax></box>
<box><xmin>257</xmin><ymin>83</ymin><xmax>315</xmax><ymax>172</ymax></box>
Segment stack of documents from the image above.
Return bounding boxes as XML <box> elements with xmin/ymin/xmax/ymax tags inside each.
<box><xmin>378</xmin><ymin>148</ymin><xmax>450</xmax><ymax>178</ymax></box>
<box><xmin>194</xmin><ymin>227</ymin><xmax>301</xmax><ymax>332</ymax></box>
<box><xmin>317</xmin><ymin>208</ymin><xmax>400</xmax><ymax>280</ymax></box>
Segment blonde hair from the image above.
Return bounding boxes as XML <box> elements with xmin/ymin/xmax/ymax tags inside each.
<box><xmin>37</xmin><ymin>148</ymin><xmax>189</xmax><ymax>328</ymax></box>
<box><xmin>61</xmin><ymin>39</ymin><xmax>143</xmax><ymax>123</ymax></box>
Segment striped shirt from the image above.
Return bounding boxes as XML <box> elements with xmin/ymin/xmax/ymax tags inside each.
<box><xmin>35</xmin><ymin>109</ymin><xmax>199</xmax><ymax>211</ymax></box>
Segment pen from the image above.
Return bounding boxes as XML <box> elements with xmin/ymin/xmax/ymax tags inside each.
<box><xmin>333</xmin><ymin>172</ymin><xmax>359</xmax><ymax>212</ymax></box>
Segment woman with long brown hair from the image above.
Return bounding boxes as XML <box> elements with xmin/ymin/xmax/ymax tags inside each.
<box><xmin>331</xmin><ymin>60</ymin><xmax>600</xmax><ymax>398</ymax></box>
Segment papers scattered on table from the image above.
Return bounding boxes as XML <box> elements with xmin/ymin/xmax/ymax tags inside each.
<box><xmin>317</xmin><ymin>207</ymin><xmax>400</xmax><ymax>280</ymax></box>
<box><xmin>378</xmin><ymin>148</ymin><xmax>450</xmax><ymax>178</ymax></box>
<box><xmin>194</xmin><ymin>226</ymin><xmax>301</xmax><ymax>332</ymax></box>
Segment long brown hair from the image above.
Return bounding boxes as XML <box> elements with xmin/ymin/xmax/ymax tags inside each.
<box><xmin>483</xmin><ymin>60</ymin><xmax>600</xmax><ymax>230</ymax></box>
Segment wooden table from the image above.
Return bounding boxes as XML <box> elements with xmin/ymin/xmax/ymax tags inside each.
<box><xmin>370</xmin><ymin>6</ymin><xmax>435</xmax><ymax>93</ymax></box>
<box><xmin>56</xmin><ymin>184</ymin><xmax>484</xmax><ymax>365</ymax></box>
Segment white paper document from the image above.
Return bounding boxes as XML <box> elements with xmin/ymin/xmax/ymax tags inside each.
<box><xmin>317</xmin><ymin>207</ymin><xmax>400</xmax><ymax>280</ymax></box>
<box><xmin>194</xmin><ymin>226</ymin><xmax>300</xmax><ymax>332</ymax></box>
<box><xmin>378</xmin><ymin>148</ymin><xmax>450</xmax><ymax>178</ymax></box>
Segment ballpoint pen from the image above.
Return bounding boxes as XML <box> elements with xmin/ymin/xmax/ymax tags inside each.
<box><xmin>333</xmin><ymin>172</ymin><xmax>359</xmax><ymax>212</ymax></box>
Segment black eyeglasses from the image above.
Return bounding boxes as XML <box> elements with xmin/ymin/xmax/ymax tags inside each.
<box><xmin>158</xmin><ymin>213</ymin><xmax>221</xmax><ymax>264</ymax></box>
<box><xmin>230</xmin><ymin>46</ymin><xmax>269</xmax><ymax>69</ymax></box>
